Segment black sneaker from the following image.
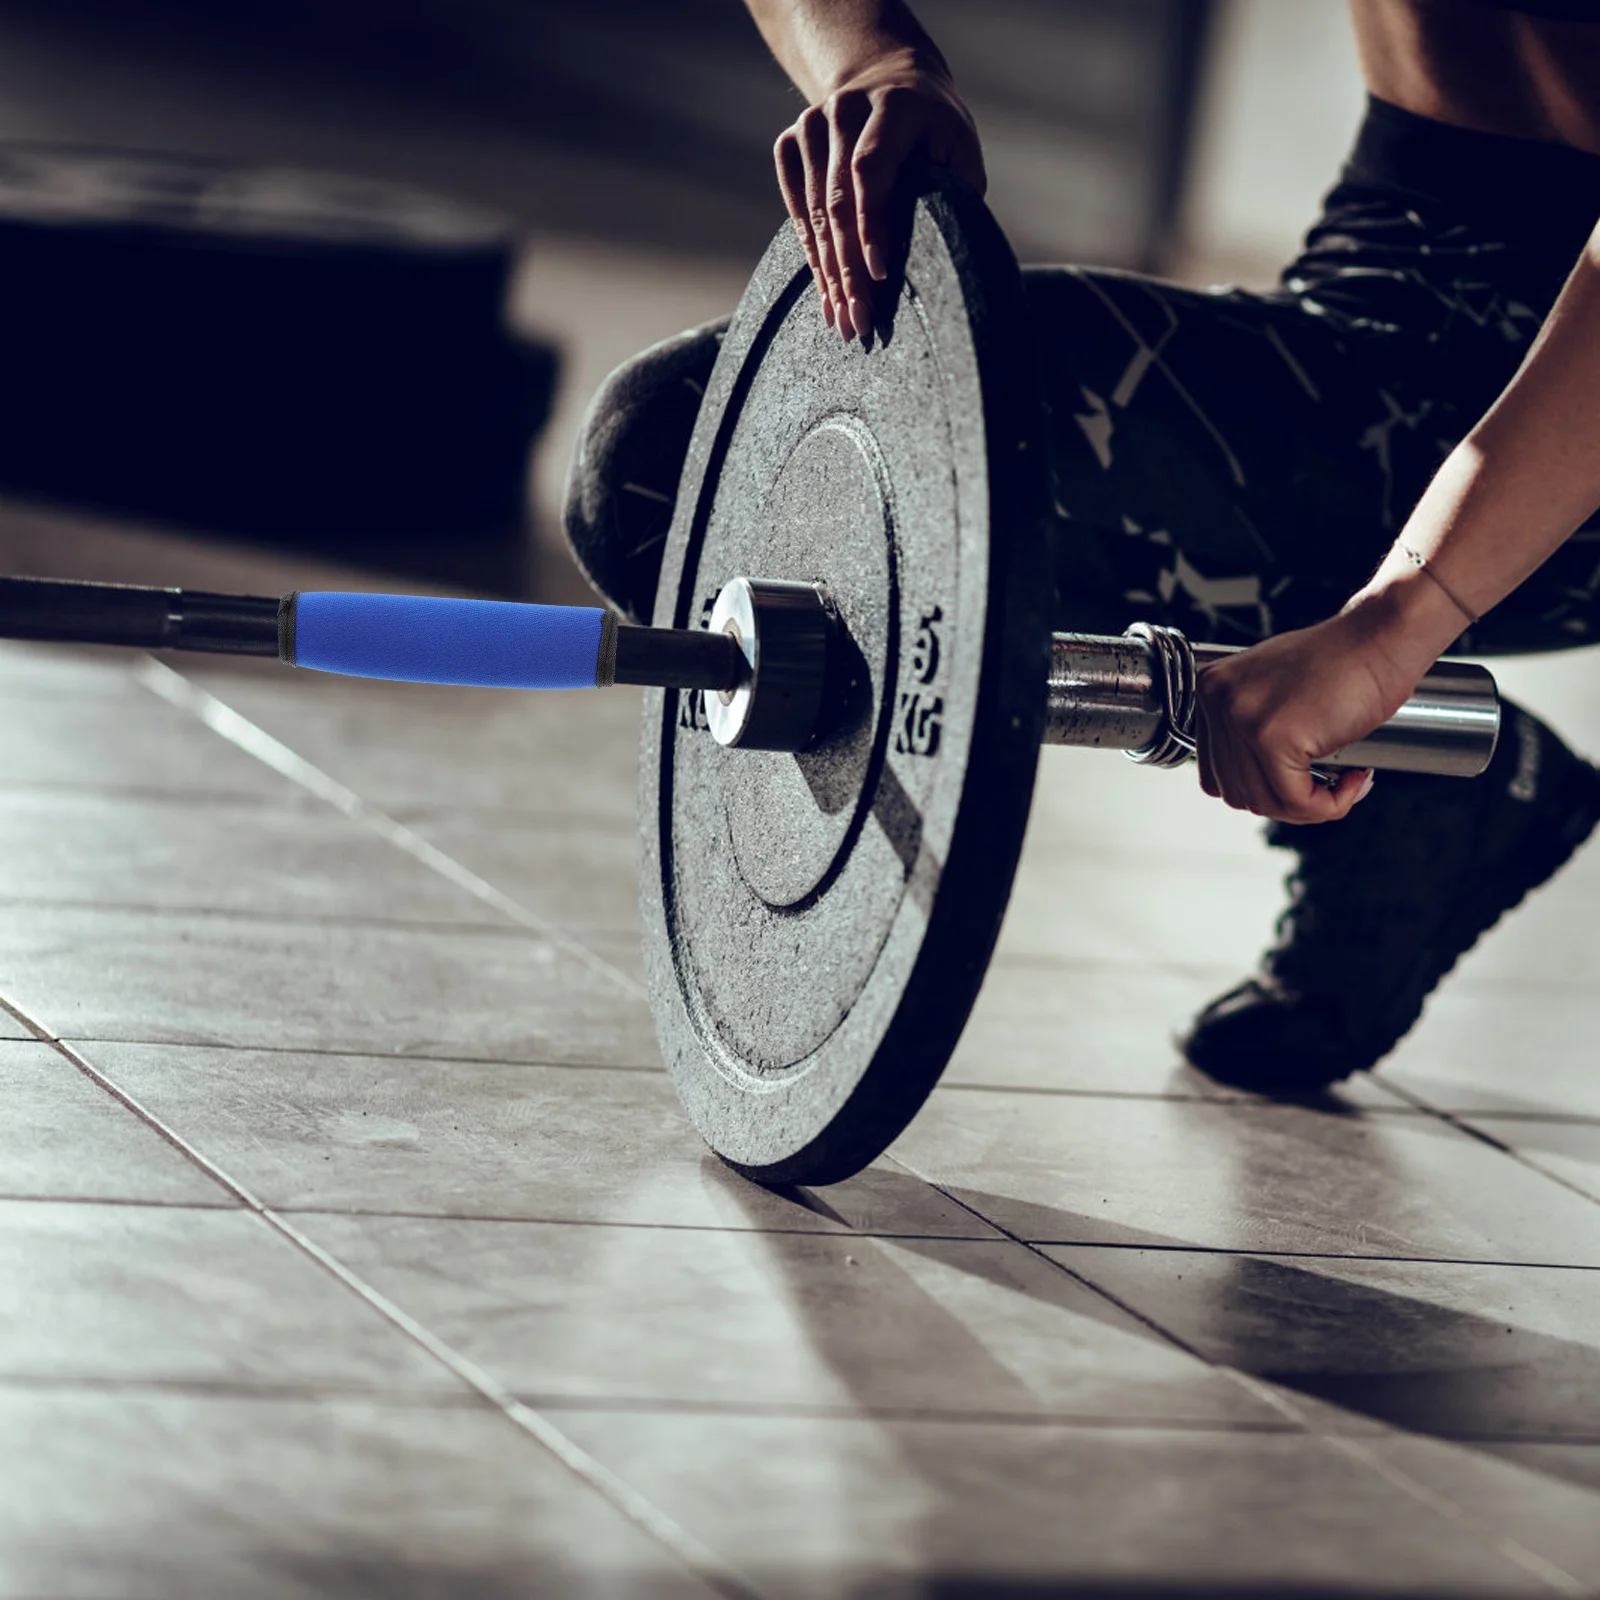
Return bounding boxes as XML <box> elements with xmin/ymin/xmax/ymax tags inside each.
<box><xmin>561</xmin><ymin>317</ymin><xmax>729</xmax><ymax>624</ymax></box>
<box><xmin>1182</xmin><ymin>702</ymin><xmax>1600</xmax><ymax>1094</ymax></box>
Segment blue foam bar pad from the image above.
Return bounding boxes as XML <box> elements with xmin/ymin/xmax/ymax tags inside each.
<box><xmin>291</xmin><ymin>592</ymin><xmax>605</xmax><ymax>690</ymax></box>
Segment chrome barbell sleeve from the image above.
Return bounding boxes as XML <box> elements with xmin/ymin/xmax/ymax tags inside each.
<box><xmin>1044</xmin><ymin>628</ymin><xmax>1501</xmax><ymax>779</ymax></box>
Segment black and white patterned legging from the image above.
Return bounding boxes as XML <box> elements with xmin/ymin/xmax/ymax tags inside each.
<box><xmin>1034</xmin><ymin>172</ymin><xmax>1600</xmax><ymax>658</ymax></box>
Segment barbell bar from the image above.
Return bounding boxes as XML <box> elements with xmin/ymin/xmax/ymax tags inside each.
<box><xmin>0</xmin><ymin>572</ymin><xmax>1501</xmax><ymax>777</ymax></box>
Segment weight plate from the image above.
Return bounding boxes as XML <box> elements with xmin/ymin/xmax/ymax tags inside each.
<box><xmin>639</xmin><ymin>174</ymin><xmax>1051</xmax><ymax>1186</ymax></box>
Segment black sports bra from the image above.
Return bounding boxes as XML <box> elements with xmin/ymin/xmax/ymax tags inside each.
<box><xmin>1470</xmin><ymin>1</ymin><xmax>1600</xmax><ymax>17</ymax></box>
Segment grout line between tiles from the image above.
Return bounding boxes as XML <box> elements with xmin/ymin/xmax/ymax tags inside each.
<box><xmin>986</xmin><ymin>948</ymin><xmax>1600</xmax><ymax>999</ymax></box>
<box><xmin>0</xmin><ymin>895</ymin><xmax>587</xmax><ymax>935</ymax></box>
<box><xmin>9</xmin><ymin>1368</ymin><xmax>1600</xmax><ymax>1444</ymax></box>
<box><xmin>0</xmin><ymin>781</ymin><xmax>321</xmax><ymax>810</ymax></box>
<box><xmin>0</xmin><ymin>1374</ymin><xmax>486</xmax><ymax>1404</ymax></box>
<box><xmin>0</xmin><ymin>1373</ymin><xmax>1294</xmax><ymax>1431</ymax></box>
<box><xmin>0</xmin><ymin>777</ymin><xmax>326</xmax><ymax>805</ymax></box>
<box><xmin>1378</xmin><ymin>1079</ymin><xmax>1600</xmax><ymax>1212</ymax></box>
<box><xmin>936</xmin><ymin>1079</ymin><xmax>1423</xmax><ymax>1110</ymax></box>
<box><xmin>10</xmin><ymin>1009</ymin><xmax>754</xmax><ymax>1600</ymax></box>
<box><xmin>518</xmin><ymin>1399</ymin><xmax>1299</xmax><ymax>1432</ymax></box>
<box><xmin>511</xmin><ymin>1396</ymin><xmax>1600</xmax><ymax>1442</ymax></box>
<box><xmin>1406</xmin><ymin>1108</ymin><xmax>1600</xmax><ymax>1127</ymax></box>
<box><xmin>0</xmin><ymin>679</ymin><xmax>151</xmax><ymax>708</ymax></box>
<box><xmin>136</xmin><ymin>657</ymin><xmax>648</xmax><ymax>1004</ymax></box>
<box><xmin>990</xmin><ymin>1237</ymin><xmax>1600</xmax><ymax>1272</ymax></box>
<box><xmin>392</xmin><ymin>809</ymin><xmax>639</xmax><ymax>835</ymax></box>
<box><xmin>51</xmin><ymin>1035</ymin><xmax>662</xmax><ymax>1072</ymax></box>
<box><xmin>0</xmin><ymin>1192</ymin><xmax>242</xmax><ymax>1211</ymax></box>
<box><xmin>0</xmin><ymin>777</ymin><xmax>641</xmax><ymax>836</ymax></box>
<box><xmin>883</xmin><ymin>1153</ymin><xmax>1591</xmax><ymax>1598</ymax></box>
<box><xmin>270</xmin><ymin>1203</ymin><xmax>1600</xmax><ymax>1267</ymax></box>
<box><xmin>940</xmin><ymin>1081</ymin><xmax>1243</xmax><ymax>1103</ymax></box>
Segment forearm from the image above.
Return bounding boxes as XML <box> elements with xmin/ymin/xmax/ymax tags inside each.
<box><xmin>1353</xmin><ymin>219</ymin><xmax>1600</xmax><ymax>664</ymax></box>
<box><xmin>744</xmin><ymin>0</ymin><xmax>949</xmax><ymax>100</ymax></box>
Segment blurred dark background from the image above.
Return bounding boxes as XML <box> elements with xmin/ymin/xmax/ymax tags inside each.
<box><xmin>0</xmin><ymin>0</ymin><xmax>1215</xmax><ymax>262</ymax></box>
<box><xmin>0</xmin><ymin>0</ymin><xmax>1361</xmax><ymax>599</ymax></box>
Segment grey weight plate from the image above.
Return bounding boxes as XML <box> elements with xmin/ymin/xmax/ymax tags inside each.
<box><xmin>639</xmin><ymin>174</ymin><xmax>1051</xmax><ymax>1186</ymax></box>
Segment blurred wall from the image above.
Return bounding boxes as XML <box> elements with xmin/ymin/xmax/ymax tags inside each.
<box><xmin>915</xmin><ymin>0</ymin><xmax>1212</xmax><ymax>269</ymax></box>
<box><xmin>0</xmin><ymin>0</ymin><xmax>1371</xmax><ymax>597</ymax></box>
<box><xmin>0</xmin><ymin>0</ymin><xmax>1367</xmax><ymax>275</ymax></box>
<box><xmin>1179</xmin><ymin>0</ymin><xmax>1367</xmax><ymax>284</ymax></box>
<box><xmin>0</xmin><ymin>0</ymin><xmax>1215</xmax><ymax>270</ymax></box>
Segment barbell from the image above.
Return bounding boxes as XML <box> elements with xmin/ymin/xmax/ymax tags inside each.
<box><xmin>0</xmin><ymin>174</ymin><xmax>1500</xmax><ymax>1185</ymax></box>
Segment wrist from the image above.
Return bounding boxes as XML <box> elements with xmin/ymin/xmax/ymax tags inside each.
<box><xmin>1342</xmin><ymin>565</ymin><xmax>1471</xmax><ymax>675</ymax></box>
<box><xmin>824</xmin><ymin>40</ymin><xmax>953</xmax><ymax>97</ymax></box>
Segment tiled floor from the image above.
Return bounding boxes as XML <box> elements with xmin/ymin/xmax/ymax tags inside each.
<box><xmin>4</xmin><ymin>550</ymin><xmax>1600</xmax><ymax>1598</ymax></box>
<box><xmin>3</xmin><ymin>0</ymin><xmax>1596</xmax><ymax>1591</ymax></box>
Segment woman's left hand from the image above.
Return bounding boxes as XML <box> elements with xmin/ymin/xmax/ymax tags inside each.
<box><xmin>1193</xmin><ymin>609</ymin><xmax>1430</xmax><ymax>824</ymax></box>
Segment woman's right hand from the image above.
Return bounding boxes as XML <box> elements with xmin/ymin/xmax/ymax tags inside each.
<box><xmin>772</xmin><ymin>52</ymin><xmax>985</xmax><ymax>341</ymax></box>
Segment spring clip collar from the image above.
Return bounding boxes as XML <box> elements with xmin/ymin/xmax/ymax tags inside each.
<box><xmin>1124</xmin><ymin>622</ymin><xmax>1199</xmax><ymax>770</ymax></box>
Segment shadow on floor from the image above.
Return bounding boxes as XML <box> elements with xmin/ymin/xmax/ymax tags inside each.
<box><xmin>888</xmin><ymin>1585</ymin><xmax>1491</xmax><ymax>1599</ymax></box>
<box><xmin>736</xmin><ymin>1159</ymin><xmax>1600</xmax><ymax>1493</ymax></box>
<box><xmin>264</xmin><ymin>1553</ymin><xmax>1484</xmax><ymax>1600</ymax></box>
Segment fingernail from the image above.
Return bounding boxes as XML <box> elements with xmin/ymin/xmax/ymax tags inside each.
<box><xmin>865</xmin><ymin>243</ymin><xmax>886</xmax><ymax>280</ymax></box>
<box><xmin>820</xmin><ymin>294</ymin><xmax>834</xmax><ymax>327</ymax></box>
<box><xmin>849</xmin><ymin>295</ymin><xmax>870</xmax><ymax>335</ymax></box>
<box><xmin>1356</xmin><ymin>771</ymin><xmax>1375</xmax><ymax>802</ymax></box>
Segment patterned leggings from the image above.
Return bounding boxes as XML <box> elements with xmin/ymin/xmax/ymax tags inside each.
<box><xmin>1037</xmin><ymin>137</ymin><xmax>1600</xmax><ymax>659</ymax></box>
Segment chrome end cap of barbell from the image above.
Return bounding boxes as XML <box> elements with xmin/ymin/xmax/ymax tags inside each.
<box><xmin>705</xmin><ymin>576</ymin><xmax>836</xmax><ymax>751</ymax></box>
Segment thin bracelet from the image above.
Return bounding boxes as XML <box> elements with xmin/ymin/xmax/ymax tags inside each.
<box><xmin>1397</xmin><ymin>542</ymin><xmax>1480</xmax><ymax>626</ymax></box>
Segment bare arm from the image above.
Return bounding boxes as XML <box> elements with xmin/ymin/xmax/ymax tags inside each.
<box><xmin>1196</xmin><ymin>220</ymin><xmax>1600</xmax><ymax>822</ymax></box>
<box><xmin>744</xmin><ymin>0</ymin><xmax>985</xmax><ymax>341</ymax></box>
<box><xmin>1361</xmin><ymin>224</ymin><xmax>1600</xmax><ymax>648</ymax></box>
<box><xmin>744</xmin><ymin>0</ymin><xmax>949</xmax><ymax>104</ymax></box>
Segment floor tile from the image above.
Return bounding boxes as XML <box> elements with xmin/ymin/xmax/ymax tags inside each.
<box><xmin>1028</xmin><ymin>743</ymin><xmax>1273</xmax><ymax>864</ymax></box>
<box><xmin>948</xmin><ymin>960</ymin><xmax>1261</xmax><ymax>1097</ymax></box>
<box><xmin>0</xmin><ymin>1038</ymin><xmax>229</xmax><ymax>1205</ymax></box>
<box><xmin>1369</xmin><ymin>1434</ymin><xmax>1600</xmax><ymax>1590</ymax></box>
<box><xmin>185</xmin><ymin>663</ymin><xmax>645</xmax><ymax>829</ymax></box>
<box><xmin>587</xmin><ymin>925</ymin><xmax>647</xmax><ymax>985</ymax></box>
<box><xmin>995</xmin><ymin>838</ymin><xmax>1287</xmax><ymax>971</ymax></box>
<box><xmin>79</xmin><ymin>1043</ymin><xmax>997</xmax><ymax>1236</ymax></box>
<box><xmin>1464</xmin><ymin>1116</ymin><xmax>1600</xmax><ymax>1206</ymax></box>
<box><xmin>945</xmin><ymin>960</ymin><xmax>1413</xmax><ymax>1114</ymax></box>
<box><xmin>1043</xmin><ymin>1244</ymin><xmax>1600</xmax><ymax>1442</ymax></box>
<box><xmin>558</xmin><ymin>1410</ymin><xmax>1560</xmax><ymax>1599</ymax></box>
<box><xmin>1468</xmin><ymin>1439</ymin><xmax>1600</xmax><ymax>1495</ymax></box>
<box><xmin>404</xmin><ymin>814</ymin><xmax>640</xmax><ymax>934</ymax></box>
<box><xmin>890</xmin><ymin>1088</ymin><xmax>1600</xmax><ymax>1265</ymax></box>
<box><xmin>1</xmin><ymin>1389</ymin><xmax>714</xmax><ymax>1599</ymax></box>
<box><xmin>0</xmin><ymin>1200</ymin><xmax>458</xmax><ymax>1392</ymax></box>
<box><xmin>0</xmin><ymin>692</ymin><xmax>285</xmax><ymax>798</ymax></box>
<box><xmin>0</xmin><ymin>1010</ymin><xmax>31</xmax><ymax>1040</ymax></box>
<box><xmin>1383</xmin><ymin>985</ymin><xmax>1600</xmax><ymax>1121</ymax></box>
<box><xmin>0</xmin><ymin>905</ymin><xmax>654</xmax><ymax>1064</ymax></box>
<box><xmin>0</xmin><ymin>789</ymin><xmax>503</xmax><ymax>924</ymax></box>
<box><xmin>0</xmin><ymin>639</ymin><xmax>145</xmax><ymax>699</ymax></box>
<box><xmin>295</xmin><ymin>1212</ymin><xmax>1288</xmax><ymax>1428</ymax></box>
